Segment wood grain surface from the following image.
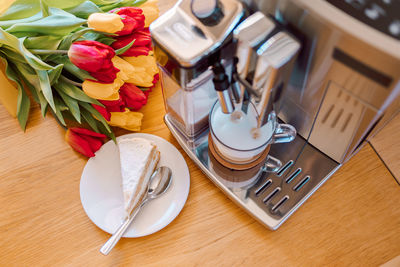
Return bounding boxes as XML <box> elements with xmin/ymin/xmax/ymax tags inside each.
<box><xmin>0</xmin><ymin>1</ymin><xmax>399</xmax><ymax>266</ymax></box>
<box><xmin>371</xmin><ymin>113</ymin><xmax>400</xmax><ymax>184</ymax></box>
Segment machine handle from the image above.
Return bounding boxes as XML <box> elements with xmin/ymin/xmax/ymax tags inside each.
<box><xmin>272</xmin><ymin>123</ymin><xmax>297</xmax><ymax>144</ymax></box>
<box><xmin>264</xmin><ymin>155</ymin><xmax>282</xmax><ymax>173</ymax></box>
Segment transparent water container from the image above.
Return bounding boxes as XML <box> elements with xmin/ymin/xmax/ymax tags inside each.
<box><xmin>159</xmin><ymin>64</ymin><xmax>218</xmax><ymax>138</ymax></box>
<box><xmin>150</xmin><ymin>0</ymin><xmax>244</xmax><ymax>140</ymax></box>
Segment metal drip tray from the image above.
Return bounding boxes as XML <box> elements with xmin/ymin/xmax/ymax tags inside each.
<box><xmin>165</xmin><ymin>114</ymin><xmax>340</xmax><ymax>230</ymax></box>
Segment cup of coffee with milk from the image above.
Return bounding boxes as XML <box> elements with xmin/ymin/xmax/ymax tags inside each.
<box><xmin>209</xmin><ymin>101</ymin><xmax>296</xmax><ymax>169</ymax></box>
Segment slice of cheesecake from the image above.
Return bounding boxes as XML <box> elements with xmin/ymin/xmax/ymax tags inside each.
<box><xmin>118</xmin><ymin>137</ymin><xmax>160</xmax><ymax>217</ymax></box>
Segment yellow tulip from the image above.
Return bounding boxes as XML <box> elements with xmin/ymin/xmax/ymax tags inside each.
<box><xmin>87</xmin><ymin>13</ymin><xmax>124</xmax><ymax>34</ymax></box>
<box><xmin>139</xmin><ymin>0</ymin><xmax>159</xmax><ymax>27</ymax></box>
<box><xmin>82</xmin><ymin>78</ymin><xmax>124</xmax><ymax>100</ymax></box>
<box><xmin>111</xmin><ymin>56</ymin><xmax>135</xmax><ymax>81</ymax></box>
<box><xmin>123</xmin><ymin>55</ymin><xmax>159</xmax><ymax>87</ymax></box>
<box><xmin>0</xmin><ymin>61</ymin><xmax>18</xmax><ymax>117</ymax></box>
<box><xmin>108</xmin><ymin>109</ymin><xmax>143</xmax><ymax>131</ymax></box>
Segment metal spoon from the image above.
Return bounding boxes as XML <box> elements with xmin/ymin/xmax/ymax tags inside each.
<box><xmin>100</xmin><ymin>166</ymin><xmax>172</xmax><ymax>255</ymax></box>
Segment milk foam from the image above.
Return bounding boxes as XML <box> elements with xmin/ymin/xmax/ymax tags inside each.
<box><xmin>211</xmin><ymin>103</ymin><xmax>274</xmax><ymax>150</ymax></box>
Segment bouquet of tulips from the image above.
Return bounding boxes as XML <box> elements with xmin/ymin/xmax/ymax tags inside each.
<box><xmin>0</xmin><ymin>0</ymin><xmax>160</xmax><ymax>157</ymax></box>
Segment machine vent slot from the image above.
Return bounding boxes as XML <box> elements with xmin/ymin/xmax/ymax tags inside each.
<box><xmin>272</xmin><ymin>196</ymin><xmax>289</xmax><ymax>212</ymax></box>
<box><xmin>331</xmin><ymin>108</ymin><xmax>344</xmax><ymax>128</ymax></box>
<box><xmin>286</xmin><ymin>168</ymin><xmax>301</xmax><ymax>183</ymax></box>
<box><xmin>341</xmin><ymin>113</ymin><xmax>353</xmax><ymax>132</ymax></box>
<box><xmin>255</xmin><ymin>179</ymin><xmax>272</xmax><ymax>196</ymax></box>
<box><xmin>277</xmin><ymin>160</ymin><xmax>294</xmax><ymax>177</ymax></box>
<box><xmin>293</xmin><ymin>176</ymin><xmax>311</xmax><ymax>192</ymax></box>
<box><xmin>263</xmin><ymin>187</ymin><xmax>281</xmax><ymax>203</ymax></box>
<box><xmin>322</xmin><ymin>104</ymin><xmax>334</xmax><ymax>123</ymax></box>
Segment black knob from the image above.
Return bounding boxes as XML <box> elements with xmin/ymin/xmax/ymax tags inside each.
<box><xmin>212</xmin><ymin>62</ymin><xmax>230</xmax><ymax>91</ymax></box>
<box><xmin>191</xmin><ymin>0</ymin><xmax>224</xmax><ymax>26</ymax></box>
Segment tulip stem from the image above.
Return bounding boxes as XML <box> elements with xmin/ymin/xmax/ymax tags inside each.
<box><xmin>61</xmin><ymin>76</ymin><xmax>83</xmax><ymax>87</ymax></box>
<box><xmin>30</xmin><ymin>49</ymin><xmax>68</xmax><ymax>55</ymax></box>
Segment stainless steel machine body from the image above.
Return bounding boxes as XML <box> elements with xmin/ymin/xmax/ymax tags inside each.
<box><xmin>151</xmin><ymin>0</ymin><xmax>400</xmax><ymax>230</ymax></box>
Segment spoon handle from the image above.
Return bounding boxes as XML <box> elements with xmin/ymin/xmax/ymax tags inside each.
<box><xmin>100</xmin><ymin>200</ymin><xmax>147</xmax><ymax>255</ymax></box>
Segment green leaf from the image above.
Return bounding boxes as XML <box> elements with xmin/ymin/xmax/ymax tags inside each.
<box><xmin>82</xmin><ymin>31</ymin><xmax>115</xmax><ymax>45</ymax></box>
<box><xmin>0</xmin><ymin>58</ymin><xmax>31</xmax><ymax>130</ymax></box>
<box><xmin>64</xmin><ymin>1</ymin><xmax>102</xmax><ymax>19</ymax></box>
<box><xmin>80</xmin><ymin>108</ymin><xmax>99</xmax><ymax>132</ymax></box>
<box><xmin>115</xmin><ymin>39</ymin><xmax>135</xmax><ymax>55</ymax></box>
<box><xmin>13</xmin><ymin>62</ymin><xmax>41</xmax><ymax>88</ymax></box>
<box><xmin>97</xmin><ymin>120</ymin><xmax>116</xmax><ymax>142</ymax></box>
<box><xmin>46</xmin><ymin>0</ymin><xmax>89</xmax><ymax>9</ymax></box>
<box><xmin>0</xmin><ymin>12</ymin><xmax>42</xmax><ymax>29</ymax></box>
<box><xmin>18</xmin><ymin>37</ymin><xmax>54</xmax><ymax>70</ymax></box>
<box><xmin>6</xmin><ymin>9</ymin><xmax>87</xmax><ymax>37</ymax></box>
<box><xmin>91</xmin><ymin>0</ymin><xmax>119</xmax><ymax>6</ymax></box>
<box><xmin>96</xmin><ymin>36</ymin><xmax>115</xmax><ymax>46</ymax></box>
<box><xmin>0</xmin><ymin>29</ymin><xmax>54</xmax><ymax>70</ymax></box>
<box><xmin>58</xmin><ymin>90</ymin><xmax>81</xmax><ymax>123</ymax></box>
<box><xmin>25</xmin><ymin>80</ymin><xmax>48</xmax><ymax>117</ymax></box>
<box><xmin>36</xmin><ymin>69</ymin><xmax>56</xmax><ymax>113</ymax></box>
<box><xmin>58</xmin><ymin>27</ymin><xmax>91</xmax><ymax>50</ymax></box>
<box><xmin>16</xmin><ymin>80</ymin><xmax>31</xmax><ymax>130</ymax></box>
<box><xmin>48</xmin><ymin>64</ymin><xmax>64</xmax><ymax>85</ymax></box>
<box><xmin>0</xmin><ymin>1</ymin><xmax>42</xmax><ymax>20</ymax></box>
<box><xmin>53</xmin><ymin>96</ymin><xmax>66</xmax><ymax>126</ymax></box>
<box><xmin>0</xmin><ymin>48</ymin><xmax>26</xmax><ymax>63</ymax></box>
<box><xmin>50</xmin><ymin>55</ymin><xmax>92</xmax><ymax>81</ymax></box>
<box><xmin>40</xmin><ymin>0</ymin><xmax>50</xmax><ymax>17</ymax></box>
<box><xmin>100</xmin><ymin>0</ymin><xmax>147</xmax><ymax>12</ymax></box>
<box><xmin>38</xmin><ymin>92</ymin><xmax>49</xmax><ymax>117</ymax></box>
<box><xmin>24</xmin><ymin>35</ymin><xmax>62</xmax><ymax>50</ymax></box>
<box><xmin>80</xmin><ymin>102</ymin><xmax>111</xmax><ymax>133</ymax></box>
<box><xmin>0</xmin><ymin>0</ymin><xmax>88</xmax><ymax>20</ymax></box>
<box><xmin>12</xmin><ymin>62</ymin><xmax>49</xmax><ymax>117</ymax></box>
<box><xmin>53</xmin><ymin>80</ymin><xmax>102</xmax><ymax>105</ymax></box>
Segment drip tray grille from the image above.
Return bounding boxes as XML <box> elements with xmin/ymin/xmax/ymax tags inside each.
<box><xmin>165</xmin><ymin>115</ymin><xmax>340</xmax><ymax>230</ymax></box>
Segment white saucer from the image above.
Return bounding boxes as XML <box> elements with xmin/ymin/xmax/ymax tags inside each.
<box><xmin>80</xmin><ymin>133</ymin><xmax>190</xmax><ymax>237</ymax></box>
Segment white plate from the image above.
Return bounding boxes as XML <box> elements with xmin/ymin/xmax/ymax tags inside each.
<box><xmin>80</xmin><ymin>133</ymin><xmax>190</xmax><ymax>238</ymax></box>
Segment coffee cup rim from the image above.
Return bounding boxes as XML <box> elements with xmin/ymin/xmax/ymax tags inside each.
<box><xmin>209</xmin><ymin>100</ymin><xmax>275</xmax><ymax>152</ymax></box>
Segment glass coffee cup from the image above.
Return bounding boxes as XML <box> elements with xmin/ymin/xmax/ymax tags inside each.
<box><xmin>209</xmin><ymin>101</ymin><xmax>296</xmax><ymax>168</ymax></box>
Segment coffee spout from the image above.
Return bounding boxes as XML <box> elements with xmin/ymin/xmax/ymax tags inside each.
<box><xmin>232</xmin><ymin>12</ymin><xmax>275</xmax><ymax>114</ymax></box>
<box><xmin>212</xmin><ymin>62</ymin><xmax>234</xmax><ymax>114</ymax></box>
<box><xmin>252</xmin><ymin>31</ymin><xmax>300</xmax><ymax>128</ymax></box>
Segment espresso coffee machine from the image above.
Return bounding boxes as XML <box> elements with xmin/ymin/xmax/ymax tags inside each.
<box><xmin>150</xmin><ymin>0</ymin><xmax>400</xmax><ymax>229</ymax></box>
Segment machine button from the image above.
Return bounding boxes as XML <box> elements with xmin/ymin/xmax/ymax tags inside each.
<box><xmin>389</xmin><ymin>20</ymin><xmax>400</xmax><ymax>36</ymax></box>
<box><xmin>364</xmin><ymin>4</ymin><xmax>386</xmax><ymax>20</ymax></box>
<box><xmin>191</xmin><ymin>0</ymin><xmax>224</xmax><ymax>26</ymax></box>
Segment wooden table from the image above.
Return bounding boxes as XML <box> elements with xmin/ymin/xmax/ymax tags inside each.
<box><xmin>1</xmin><ymin>1</ymin><xmax>400</xmax><ymax>265</ymax></box>
<box><xmin>1</xmin><ymin>81</ymin><xmax>399</xmax><ymax>266</ymax></box>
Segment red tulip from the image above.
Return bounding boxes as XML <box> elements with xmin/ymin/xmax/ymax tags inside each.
<box><xmin>99</xmin><ymin>97</ymin><xmax>126</xmax><ymax>112</ymax></box>
<box><xmin>68</xmin><ymin>40</ymin><xmax>119</xmax><ymax>83</ymax></box>
<box><xmin>116</xmin><ymin>14</ymin><xmax>136</xmax><ymax>36</ymax></box>
<box><xmin>143</xmin><ymin>88</ymin><xmax>150</xmax><ymax>98</ymax></box>
<box><xmin>65</xmin><ymin>127</ymin><xmax>107</xmax><ymax>157</ymax></box>
<box><xmin>92</xmin><ymin>104</ymin><xmax>111</xmax><ymax>121</ymax></box>
<box><xmin>152</xmin><ymin>73</ymin><xmax>159</xmax><ymax>85</ymax></box>
<box><xmin>109</xmin><ymin>7</ymin><xmax>145</xmax><ymax>32</ymax></box>
<box><xmin>120</xmin><ymin>83</ymin><xmax>147</xmax><ymax>111</ymax></box>
<box><xmin>142</xmin><ymin>73</ymin><xmax>158</xmax><ymax>97</ymax></box>
<box><xmin>111</xmin><ymin>29</ymin><xmax>152</xmax><ymax>57</ymax></box>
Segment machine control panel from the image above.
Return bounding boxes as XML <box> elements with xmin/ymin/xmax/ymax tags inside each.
<box><xmin>327</xmin><ymin>0</ymin><xmax>400</xmax><ymax>40</ymax></box>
